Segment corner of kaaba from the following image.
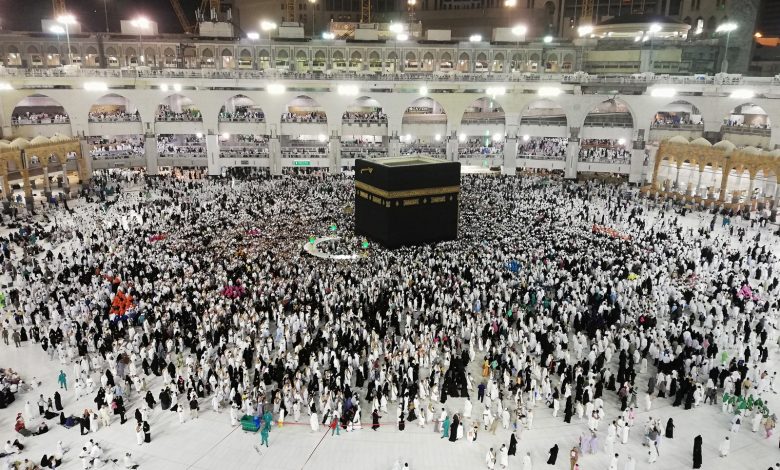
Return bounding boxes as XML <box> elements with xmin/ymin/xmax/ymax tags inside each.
<box><xmin>354</xmin><ymin>157</ymin><xmax>460</xmax><ymax>249</ymax></box>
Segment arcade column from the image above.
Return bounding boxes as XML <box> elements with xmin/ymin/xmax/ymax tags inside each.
<box><xmin>78</xmin><ymin>138</ymin><xmax>94</xmax><ymax>181</ymax></box>
<box><xmin>329</xmin><ymin>135</ymin><xmax>342</xmax><ymax>174</ymax></box>
<box><xmin>629</xmin><ymin>142</ymin><xmax>645</xmax><ymax>184</ymax></box>
<box><xmin>144</xmin><ymin>135</ymin><xmax>159</xmax><ymax>176</ymax></box>
<box><xmin>205</xmin><ymin>133</ymin><xmax>220</xmax><ymax>177</ymax></box>
<box><xmin>445</xmin><ymin>135</ymin><xmax>458</xmax><ymax>162</ymax></box>
<box><xmin>502</xmin><ymin>137</ymin><xmax>517</xmax><ymax>176</ymax></box>
<box><xmin>20</xmin><ymin>169</ymin><xmax>34</xmax><ymax>211</ymax></box>
<box><xmin>388</xmin><ymin>134</ymin><xmax>401</xmax><ymax>158</ymax></box>
<box><xmin>269</xmin><ymin>137</ymin><xmax>282</xmax><ymax>176</ymax></box>
<box><xmin>564</xmin><ymin>138</ymin><xmax>580</xmax><ymax>180</ymax></box>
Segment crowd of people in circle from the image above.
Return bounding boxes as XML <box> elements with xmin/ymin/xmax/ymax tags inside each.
<box><xmin>0</xmin><ymin>167</ymin><xmax>778</xmax><ymax>470</ymax></box>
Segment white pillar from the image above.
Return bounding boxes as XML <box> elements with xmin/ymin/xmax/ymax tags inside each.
<box><xmin>206</xmin><ymin>134</ymin><xmax>220</xmax><ymax>177</ymax></box>
<box><xmin>445</xmin><ymin>137</ymin><xmax>458</xmax><ymax>162</ymax></box>
<box><xmin>79</xmin><ymin>139</ymin><xmax>94</xmax><ymax>180</ymax></box>
<box><xmin>564</xmin><ymin>139</ymin><xmax>579</xmax><ymax>179</ymax></box>
<box><xmin>388</xmin><ymin>135</ymin><xmax>401</xmax><ymax>158</ymax></box>
<box><xmin>269</xmin><ymin>137</ymin><xmax>282</xmax><ymax>175</ymax></box>
<box><xmin>144</xmin><ymin>135</ymin><xmax>159</xmax><ymax>176</ymax></box>
<box><xmin>502</xmin><ymin>137</ymin><xmax>517</xmax><ymax>176</ymax></box>
<box><xmin>329</xmin><ymin>135</ymin><xmax>342</xmax><ymax>174</ymax></box>
<box><xmin>629</xmin><ymin>147</ymin><xmax>644</xmax><ymax>184</ymax></box>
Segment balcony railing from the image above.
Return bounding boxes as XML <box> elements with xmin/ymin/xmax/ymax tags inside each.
<box><xmin>5</xmin><ymin>66</ymin><xmax>779</xmax><ymax>86</ymax></box>
<box><xmin>720</xmin><ymin>125</ymin><xmax>771</xmax><ymax>137</ymax></box>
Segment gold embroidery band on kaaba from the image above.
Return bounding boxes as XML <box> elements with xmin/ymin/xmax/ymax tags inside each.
<box><xmin>355</xmin><ymin>181</ymin><xmax>460</xmax><ymax>199</ymax></box>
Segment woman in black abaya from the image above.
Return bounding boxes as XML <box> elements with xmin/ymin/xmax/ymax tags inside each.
<box><xmin>508</xmin><ymin>432</ymin><xmax>517</xmax><ymax>456</ymax></box>
<box><xmin>546</xmin><ymin>444</ymin><xmax>559</xmax><ymax>465</ymax></box>
<box><xmin>448</xmin><ymin>414</ymin><xmax>459</xmax><ymax>442</ymax></box>
<box><xmin>665</xmin><ymin>418</ymin><xmax>674</xmax><ymax>439</ymax></box>
<box><xmin>693</xmin><ymin>435</ymin><xmax>702</xmax><ymax>469</ymax></box>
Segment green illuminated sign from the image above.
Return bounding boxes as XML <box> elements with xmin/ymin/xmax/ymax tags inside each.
<box><xmin>293</xmin><ymin>160</ymin><xmax>311</xmax><ymax>167</ymax></box>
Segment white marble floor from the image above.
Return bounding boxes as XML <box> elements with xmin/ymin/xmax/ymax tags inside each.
<box><xmin>1</xmin><ymin>199</ymin><xmax>780</xmax><ymax>470</ymax></box>
<box><xmin>4</xmin><ymin>324</ymin><xmax>780</xmax><ymax>470</ymax></box>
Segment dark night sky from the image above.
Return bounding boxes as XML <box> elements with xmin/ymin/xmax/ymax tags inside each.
<box><xmin>1</xmin><ymin>0</ymin><xmax>203</xmax><ymax>34</ymax></box>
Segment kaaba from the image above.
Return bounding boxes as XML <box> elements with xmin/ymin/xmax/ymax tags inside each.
<box><xmin>354</xmin><ymin>157</ymin><xmax>460</xmax><ymax>248</ymax></box>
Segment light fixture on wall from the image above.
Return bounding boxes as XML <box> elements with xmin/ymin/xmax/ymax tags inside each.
<box><xmin>650</xmin><ymin>88</ymin><xmax>676</xmax><ymax>98</ymax></box>
<box><xmin>730</xmin><ymin>89</ymin><xmax>754</xmax><ymax>99</ymax></box>
<box><xmin>84</xmin><ymin>81</ymin><xmax>108</xmax><ymax>91</ymax></box>
<box><xmin>267</xmin><ymin>83</ymin><xmax>286</xmax><ymax>95</ymax></box>
<box><xmin>538</xmin><ymin>87</ymin><xmax>561</xmax><ymax>97</ymax></box>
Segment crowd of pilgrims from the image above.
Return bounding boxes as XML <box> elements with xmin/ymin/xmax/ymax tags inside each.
<box><xmin>156</xmin><ymin>135</ymin><xmax>206</xmax><ymax>158</ymax></box>
<box><xmin>578</xmin><ymin>140</ymin><xmax>632</xmax><ymax>164</ymax></box>
<box><xmin>1</xmin><ymin>170</ymin><xmax>780</xmax><ymax>470</ymax></box>
<box><xmin>89</xmin><ymin>138</ymin><xmax>144</xmax><ymax>160</ymax></box>
<box><xmin>87</xmin><ymin>111</ymin><xmax>141</xmax><ymax>123</ymax></box>
<box><xmin>518</xmin><ymin>138</ymin><xmax>568</xmax><ymax>160</ymax></box>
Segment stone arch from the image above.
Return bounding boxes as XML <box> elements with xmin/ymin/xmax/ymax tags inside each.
<box><xmin>219</xmin><ymin>94</ymin><xmax>265</xmax><ymax>122</ymax></box>
<box><xmin>402</xmin><ymin>96</ymin><xmax>448</xmax><ymax>124</ymax></box>
<box><xmin>282</xmin><ymin>95</ymin><xmax>327</xmax><ymax>123</ymax></box>
<box><xmin>11</xmin><ymin>94</ymin><xmax>71</xmax><ymax>126</ymax></box>
<box><xmin>88</xmin><ymin>93</ymin><xmax>141</xmax><ymax>121</ymax></box>
<box><xmin>650</xmin><ymin>99</ymin><xmax>702</xmax><ymax>128</ymax></box>
<box><xmin>341</xmin><ymin>96</ymin><xmax>385</xmax><ymax>124</ymax></box>
<box><xmin>519</xmin><ymin>98</ymin><xmax>569</xmax><ymax>127</ymax></box>
<box><xmin>582</xmin><ymin>98</ymin><xmax>635</xmax><ymax>129</ymax></box>
<box><xmin>156</xmin><ymin>94</ymin><xmax>202</xmax><ymax>121</ymax></box>
<box><xmin>461</xmin><ymin>96</ymin><xmax>506</xmax><ymax>124</ymax></box>
<box><xmin>27</xmin><ymin>45</ymin><xmax>39</xmax><ymax>55</ymax></box>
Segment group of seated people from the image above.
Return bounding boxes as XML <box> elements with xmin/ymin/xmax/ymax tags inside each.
<box><xmin>218</xmin><ymin>107</ymin><xmax>265</xmax><ymax>122</ymax></box>
<box><xmin>87</xmin><ymin>110</ymin><xmax>141</xmax><ymax>122</ymax></box>
<box><xmin>342</xmin><ymin>111</ymin><xmax>387</xmax><ymax>124</ymax></box>
<box><xmin>458</xmin><ymin>138</ymin><xmax>503</xmax><ymax>158</ymax></box>
<box><xmin>157</xmin><ymin>135</ymin><xmax>206</xmax><ymax>158</ymax></box>
<box><xmin>89</xmin><ymin>139</ymin><xmax>144</xmax><ymax>160</ymax></box>
<box><xmin>12</xmin><ymin>113</ymin><xmax>69</xmax><ymax>125</ymax></box>
<box><xmin>0</xmin><ymin>368</ymin><xmax>20</xmax><ymax>409</ymax></box>
<box><xmin>156</xmin><ymin>105</ymin><xmax>202</xmax><ymax>122</ymax></box>
<box><xmin>517</xmin><ymin>137</ymin><xmax>568</xmax><ymax>160</ymax></box>
<box><xmin>578</xmin><ymin>139</ymin><xmax>632</xmax><ymax>164</ymax></box>
<box><xmin>281</xmin><ymin>112</ymin><xmax>326</xmax><ymax>123</ymax></box>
